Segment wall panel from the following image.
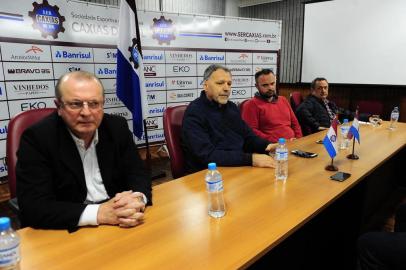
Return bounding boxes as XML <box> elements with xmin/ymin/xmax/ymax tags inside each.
<box><xmin>240</xmin><ymin>0</ymin><xmax>303</xmax><ymax>83</ymax></box>
<box><xmin>162</xmin><ymin>0</ymin><xmax>225</xmax><ymax>15</ymax></box>
<box><xmin>80</xmin><ymin>0</ymin><xmax>224</xmax><ymax>15</ymax></box>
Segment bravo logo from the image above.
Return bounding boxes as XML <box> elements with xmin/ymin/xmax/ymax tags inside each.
<box><xmin>8</xmin><ymin>68</ymin><xmax>50</xmax><ymax>74</ymax></box>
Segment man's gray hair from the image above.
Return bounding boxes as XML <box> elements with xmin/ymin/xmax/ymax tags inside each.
<box><xmin>203</xmin><ymin>64</ymin><xmax>231</xmax><ymax>82</ymax></box>
<box><xmin>55</xmin><ymin>71</ymin><xmax>104</xmax><ymax>100</ymax></box>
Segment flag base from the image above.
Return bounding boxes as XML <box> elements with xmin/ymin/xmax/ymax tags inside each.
<box><xmin>347</xmin><ymin>154</ymin><xmax>359</xmax><ymax>160</ymax></box>
<box><xmin>325</xmin><ymin>164</ymin><xmax>338</xmax><ymax>171</ymax></box>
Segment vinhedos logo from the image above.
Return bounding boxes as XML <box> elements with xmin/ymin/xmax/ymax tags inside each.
<box><xmin>28</xmin><ymin>0</ymin><xmax>65</xmax><ymax>39</ymax></box>
<box><xmin>151</xmin><ymin>16</ymin><xmax>175</xmax><ymax>45</ymax></box>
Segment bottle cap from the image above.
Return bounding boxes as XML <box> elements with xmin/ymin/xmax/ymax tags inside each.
<box><xmin>343</xmin><ymin>119</ymin><xmax>348</xmax><ymax>123</ymax></box>
<box><xmin>208</xmin><ymin>162</ymin><xmax>217</xmax><ymax>170</ymax></box>
<box><xmin>278</xmin><ymin>138</ymin><xmax>286</xmax><ymax>144</ymax></box>
<box><xmin>0</xmin><ymin>217</ymin><xmax>11</xmax><ymax>231</ymax></box>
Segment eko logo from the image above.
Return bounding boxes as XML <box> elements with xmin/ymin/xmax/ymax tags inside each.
<box><xmin>172</xmin><ymin>66</ymin><xmax>190</xmax><ymax>73</ymax></box>
<box><xmin>21</xmin><ymin>101</ymin><xmax>47</xmax><ymax>111</ymax></box>
<box><xmin>232</xmin><ymin>89</ymin><xmax>247</xmax><ymax>96</ymax></box>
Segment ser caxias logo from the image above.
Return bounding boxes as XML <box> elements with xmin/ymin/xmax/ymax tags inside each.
<box><xmin>28</xmin><ymin>0</ymin><xmax>65</xmax><ymax>39</ymax></box>
<box><xmin>151</xmin><ymin>16</ymin><xmax>175</xmax><ymax>45</ymax></box>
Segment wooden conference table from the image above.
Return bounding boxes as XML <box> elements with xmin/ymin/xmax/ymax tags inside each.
<box><xmin>18</xmin><ymin>122</ymin><xmax>406</xmax><ymax>269</ymax></box>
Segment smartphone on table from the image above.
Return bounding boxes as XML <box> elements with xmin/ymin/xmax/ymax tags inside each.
<box><xmin>330</xmin><ymin>172</ymin><xmax>351</xmax><ymax>182</ymax></box>
<box><xmin>291</xmin><ymin>149</ymin><xmax>318</xmax><ymax>158</ymax></box>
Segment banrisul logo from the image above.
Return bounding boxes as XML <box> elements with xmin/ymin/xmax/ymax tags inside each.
<box><xmin>28</xmin><ymin>0</ymin><xmax>65</xmax><ymax>39</ymax></box>
<box><xmin>151</xmin><ymin>16</ymin><xmax>175</xmax><ymax>45</ymax></box>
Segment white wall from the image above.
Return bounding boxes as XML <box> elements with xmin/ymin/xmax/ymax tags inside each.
<box><xmin>302</xmin><ymin>0</ymin><xmax>406</xmax><ymax>85</ymax></box>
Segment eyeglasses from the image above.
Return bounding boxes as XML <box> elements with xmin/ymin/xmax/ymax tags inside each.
<box><xmin>61</xmin><ymin>100</ymin><xmax>104</xmax><ymax>110</ymax></box>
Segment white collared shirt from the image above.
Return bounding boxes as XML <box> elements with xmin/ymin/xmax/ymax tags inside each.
<box><xmin>69</xmin><ymin>130</ymin><xmax>107</xmax><ymax>226</ymax></box>
<box><xmin>70</xmin><ymin>129</ymin><xmax>147</xmax><ymax>226</ymax></box>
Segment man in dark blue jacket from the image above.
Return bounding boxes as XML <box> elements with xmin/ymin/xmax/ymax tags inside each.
<box><xmin>296</xmin><ymin>77</ymin><xmax>338</xmax><ymax>134</ymax></box>
<box><xmin>181</xmin><ymin>64</ymin><xmax>276</xmax><ymax>174</ymax></box>
<box><xmin>357</xmin><ymin>203</ymin><xmax>406</xmax><ymax>270</ymax></box>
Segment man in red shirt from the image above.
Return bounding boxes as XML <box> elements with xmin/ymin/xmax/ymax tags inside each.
<box><xmin>241</xmin><ymin>69</ymin><xmax>302</xmax><ymax>143</ymax></box>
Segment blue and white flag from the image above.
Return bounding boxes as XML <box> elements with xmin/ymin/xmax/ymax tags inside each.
<box><xmin>116</xmin><ymin>0</ymin><xmax>146</xmax><ymax>139</ymax></box>
<box><xmin>323</xmin><ymin>116</ymin><xmax>339</xmax><ymax>158</ymax></box>
<box><xmin>348</xmin><ymin>110</ymin><xmax>360</xmax><ymax>144</ymax></box>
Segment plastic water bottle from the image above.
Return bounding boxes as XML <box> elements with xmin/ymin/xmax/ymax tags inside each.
<box><xmin>340</xmin><ymin>119</ymin><xmax>350</xmax><ymax>149</ymax></box>
<box><xmin>275</xmin><ymin>138</ymin><xmax>288</xmax><ymax>181</ymax></box>
<box><xmin>389</xmin><ymin>107</ymin><xmax>399</xmax><ymax>130</ymax></box>
<box><xmin>0</xmin><ymin>217</ymin><xmax>20</xmax><ymax>270</ymax></box>
<box><xmin>205</xmin><ymin>163</ymin><xmax>225</xmax><ymax>218</ymax></box>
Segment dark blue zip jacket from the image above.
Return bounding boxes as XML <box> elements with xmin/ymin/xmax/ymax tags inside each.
<box><xmin>181</xmin><ymin>91</ymin><xmax>270</xmax><ymax>174</ymax></box>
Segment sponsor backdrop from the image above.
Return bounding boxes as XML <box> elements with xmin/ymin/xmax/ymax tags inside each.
<box><xmin>0</xmin><ymin>0</ymin><xmax>281</xmax><ymax>177</ymax></box>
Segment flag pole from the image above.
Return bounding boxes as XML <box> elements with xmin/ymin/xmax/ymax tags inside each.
<box><xmin>347</xmin><ymin>136</ymin><xmax>359</xmax><ymax>160</ymax></box>
<box><xmin>143</xmin><ymin>118</ymin><xmax>166</xmax><ymax>180</ymax></box>
<box><xmin>325</xmin><ymin>158</ymin><xmax>338</xmax><ymax>171</ymax></box>
<box><xmin>347</xmin><ymin>107</ymin><xmax>360</xmax><ymax>160</ymax></box>
<box><xmin>131</xmin><ymin>1</ymin><xmax>165</xmax><ymax>180</ymax></box>
<box><xmin>143</xmin><ymin>119</ymin><xmax>152</xmax><ymax>170</ymax></box>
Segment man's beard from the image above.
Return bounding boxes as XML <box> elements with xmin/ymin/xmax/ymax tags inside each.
<box><xmin>259</xmin><ymin>91</ymin><xmax>278</xmax><ymax>102</ymax></box>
